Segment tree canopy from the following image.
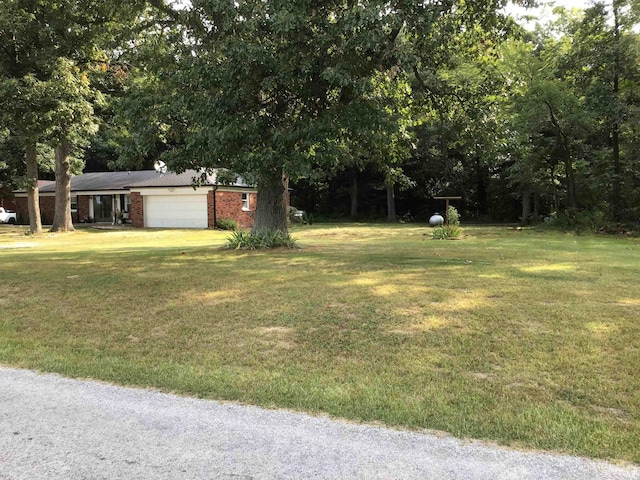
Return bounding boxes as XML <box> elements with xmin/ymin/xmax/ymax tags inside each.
<box><xmin>117</xmin><ymin>0</ymin><xmax>512</xmax><ymax>231</ymax></box>
<box><xmin>2</xmin><ymin>0</ymin><xmax>639</xmax><ymax>231</ymax></box>
<box><xmin>0</xmin><ymin>0</ymin><xmax>153</xmax><ymax>232</ymax></box>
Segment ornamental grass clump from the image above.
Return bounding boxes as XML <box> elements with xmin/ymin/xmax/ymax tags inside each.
<box><xmin>432</xmin><ymin>206</ymin><xmax>463</xmax><ymax>239</ymax></box>
<box><xmin>226</xmin><ymin>229</ymin><xmax>298</xmax><ymax>250</ymax></box>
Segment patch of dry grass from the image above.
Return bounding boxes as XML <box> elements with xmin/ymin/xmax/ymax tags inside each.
<box><xmin>0</xmin><ymin>223</ymin><xmax>639</xmax><ymax>463</ymax></box>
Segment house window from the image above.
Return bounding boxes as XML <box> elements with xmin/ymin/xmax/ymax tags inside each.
<box><xmin>242</xmin><ymin>193</ymin><xmax>250</xmax><ymax>211</ymax></box>
<box><xmin>124</xmin><ymin>195</ymin><xmax>131</xmax><ymax>213</ymax></box>
<box><xmin>70</xmin><ymin>196</ymin><xmax>78</xmax><ymax>212</ymax></box>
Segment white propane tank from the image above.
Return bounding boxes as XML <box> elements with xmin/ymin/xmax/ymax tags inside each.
<box><xmin>429</xmin><ymin>213</ymin><xmax>444</xmax><ymax>226</ymax></box>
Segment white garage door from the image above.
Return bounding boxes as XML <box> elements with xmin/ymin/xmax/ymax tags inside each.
<box><xmin>144</xmin><ymin>194</ymin><xmax>208</xmax><ymax>228</ymax></box>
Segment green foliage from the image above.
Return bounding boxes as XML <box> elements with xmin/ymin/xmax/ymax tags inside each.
<box><xmin>543</xmin><ymin>209</ymin><xmax>608</xmax><ymax>234</ymax></box>
<box><xmin>119</xmin><ymin>0</ymin><xmax>508</xmax><ymax>230</ymax></box>
<box><xmin>432</xmin><ymin>224</ymin><xmax>463</xmax><ymax>240</ymax></box>
<box><xmin>432</xmin><ymin>206</ymin><xmax>462</xmax><ymax>239</ymax></box>
<box><xmin>215</xmin><ymin>218</ymin><xmax>238</xmax><ymax>231</ymax></box>
<box><xmin>226</xmin><ymin>229</ymin><xmax>298</xmax><ymax>250</ymax></box>
<box><xmin>446</xmin><ymin>206</ymin><xmax>461</xmax><ymax>226</ymax></box>
<box><xmin>288</xmin><ymin>205</ymin><xmax>303</xmax><ymax>218</ymax></box>
<box><xmin>302</xmin><ymin>211</ymin><xmax>314</xmax><ymax>226</ymax></box>
<box><xmin>289</xmin><ymin>206</ymin><xmax>315</xmax><ymax>225</ymax></box>
<box><xmin>0</xmin><ymin>2</ymin><xmax>145</xmax><ymax>143</ymax></box>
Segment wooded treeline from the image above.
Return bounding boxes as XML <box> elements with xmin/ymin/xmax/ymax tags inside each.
<box><xmin>1</xmin><ymin>1</ymin><xmax>638</xmax><ymax>232</ymax></box>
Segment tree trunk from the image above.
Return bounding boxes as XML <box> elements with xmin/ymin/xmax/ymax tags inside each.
<box><xmin>386</xmin><ymin>181</ymin><xmax>396</xmax><ymax>222</ymax></box>
<box><xmin>349</xmin><ymin>169</ymin><xmax>358</xmax><ymax>219</ymax></box>
<box><xmin>550</xmin><ymin>165</ymin><xmax>560</xmax><ymax>212</ymax></box>
<box><xmin>50</xmin><ymin>139</ymin><xmax>75</xmax><ymax>232</ymax></box>
<box><xmin>475</xmin><ymin>156</ymin><xmax>488</xmax><ymax>216</ymax></box>
<box><xmin>612</xmin><ymin>126</ymin><xmax>621</xmax><ymax>218</ymax></box>
<box><xmin>612</xmin><ymin>0</ymin><xmax>622</xmax><ymax>220</ymax></box>
<box><xmin>564</xmin><ymin>156</ymin><xmax>577</xmax><ymax>209</ymax></box>
<box><xmin>252</xmin><ymin>169</ymin><xmax>289</xmax><ymax>234</ymax></box>
<box><xmin>556</xmin><ymin>129</ymin><xmax>576</xmax><ymax>210</ymax></box>
<box><xmin>26</xmin><ymin>144</ymin><xmax>42</xmax><ymax>235</ymax></box>
<box><xmin>521</xmin><ymin>190</ymin><xmax>531</xmax><ymax>225</ymax></box>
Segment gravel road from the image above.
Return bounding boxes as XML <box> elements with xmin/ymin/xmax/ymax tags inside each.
<box><xmin>1</xmin><ymin>366</ymin><xmax>638</xmax><ymax>480</ymax></box>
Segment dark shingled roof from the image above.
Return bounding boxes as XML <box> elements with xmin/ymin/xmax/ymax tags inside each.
<box><xmin>38</xmin><ymin>171</ymin><xmax>159</xmax><ymax>193</ymax></box>
<box><xmin>126</xmin><ymin>170</ymin><xmax>213</xmax><ymax>188</ymax></box>
<box><xmin>35</xmin><ymin>169</ymin><xmax>250</xmax><ymax>193</ymax></box>
<box><xmin>127</xmin><ymin>169</ymin><xmax>250</xmax><ymax>188</ymax></box>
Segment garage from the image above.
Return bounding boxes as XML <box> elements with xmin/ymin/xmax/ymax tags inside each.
<box><xmin>144</xmin><ymin>194</ymin><xmax>208</xmax><ymax>228</ymax></box>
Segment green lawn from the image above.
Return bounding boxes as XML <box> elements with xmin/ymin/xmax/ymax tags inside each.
<box><xmin>1</xmin><ymin>224</ymin><xmax>639</xmax><ymax>463</ymax></box>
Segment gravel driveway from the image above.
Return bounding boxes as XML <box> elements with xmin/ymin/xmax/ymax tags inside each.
<box><xmin>1</xmin><ymin>366</ymin><xmax>638</xmax><ymax>480</ymax></box>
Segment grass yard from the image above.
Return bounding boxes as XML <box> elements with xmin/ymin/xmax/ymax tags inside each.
<box><xmin>0</xmin><ymin>223</ymin><xmax>639</xmax><ymax>463</ymax></box>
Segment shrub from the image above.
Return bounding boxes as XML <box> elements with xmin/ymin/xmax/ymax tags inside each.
<box><xmin>543</xmin><ymin>209</ymin><xmax>608</xmax><ymax>233</ymax></box>
<box><xmin>289</xmin><ymin>206</ymin><xmax>305</xmax><ymax>224</ymax></box>
<box><xmin>432</xmin><ymin>206</ymin><xmax>462</xmax><ymax>239</ymax></box>
<box><xmin>446</xmin><ymin>205</ymin><xmax>460</xmax><ymax>226</ymax></box>
<box><xmin>399</xmin><ymin>211</ymin><xmax>415</xmax><ymax>223</ymax></box>
<box><xmin>216</xmin><ymin>218</ymin><xmax>238</xmax><ymax>231</ymax></box>
<box><xmin>226</xmin><ymin>229</ymin><xmax>298</xmax><ymax>250</ymax></box>
<box><xmin>432</xmin><ymin>224</ymin><xmax>462</xmax><ymax>239</ymax></box>
<box><xmin>302</xmin><ymin>211</ymin><xmax>314</xmax><ymax>225</ymax></box>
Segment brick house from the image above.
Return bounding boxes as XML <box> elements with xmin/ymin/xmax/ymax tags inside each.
<box><xmin>13</xmin><ymin>170</ymin><xmax>258</xmax><ymax>229</ymax></box>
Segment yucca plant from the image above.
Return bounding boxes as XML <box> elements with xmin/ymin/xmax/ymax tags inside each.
<box><xmin>226</xmin><ymin>229</ymin><xmax>298</xmax><ymax>250</ymax></box>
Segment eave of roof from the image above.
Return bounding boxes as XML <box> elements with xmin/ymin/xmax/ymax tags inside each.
<box><xmin>126</xmin><ymin>170</ymin><xmax>214</xmax><ymax>188</ymax></box>
<box><xmin>127</xmin><ymin>169</ymin><xmax>250</xmax><ymax>189</ymax></box>
<box><xmin>18</xmin><ymin>169</ymin><xmax>252</xmax><ymax>194</ymax></box>
<box><xmin>37</xmin><ymin>171</ymin><xmax>160</xmax><ymax>193</ymax></box>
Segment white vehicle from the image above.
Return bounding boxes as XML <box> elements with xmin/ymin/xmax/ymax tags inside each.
<box><xmin>0</xmin><ymin>207</ymin><xmax>17</xmax><ymax>224</ymax></box>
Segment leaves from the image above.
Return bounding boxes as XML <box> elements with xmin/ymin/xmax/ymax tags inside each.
<box><xmin>120</xmin><ymin>1</ymin><xmax>505</xmax><ymax>182</ymax></box>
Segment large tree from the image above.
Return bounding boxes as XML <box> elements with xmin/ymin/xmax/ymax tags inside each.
<box><xmin>0</xmin><ymin>3</ymin><xmax>55</xmax><ymax>234</ymax></box>
<box><xmin>47</xmin><ymin>59</ymin><xmax>103</xmax><ymax>231</ymax></box>
<box><xmin>569</xmin><ymin>1</ymin><xmax>640</xmax><ymax>221</ymax></box>
<box><xmin>0</xmin><ymin>76</ymin><xmax>48</xmax><ymax>234</ymax></box>
<box><xmin>502</xmin><ymin>37</ymin><xmax>591</xmax><ymax>213</ymax></box>
<box><xmin>0</xmin><ymin>0</ymin><xmax>154</xmax><ymax>232</ymax></box>
<box><xmin>499</xmin><ymin>3</ymin><xmax>640</xmax><ymax>223</ymax></box>
<box><xmin>121</xmin><ymin>0</ymin><xmax>510</xmax><ymax>232</ymax></box>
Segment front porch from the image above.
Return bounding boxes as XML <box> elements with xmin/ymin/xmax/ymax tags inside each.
<box><xmin>75</xmin><ymin>193</ymin><xmax>131</xmax><ymax>225</ymax></box>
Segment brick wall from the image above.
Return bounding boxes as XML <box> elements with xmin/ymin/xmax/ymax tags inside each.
<box><xmin>130</xmin><ymin>192</ymin><xmax>144</xmax><ymax>228</ymax></box>
<box><xmin>12</xmin><ymin>197</ymin><xmax>28</xmax><ymax>224</ymax></box>
<box><xmin>243</xmin><ymin>192</ymin><xmax>257</xmax><ymax>228</ymax></box>
<box><xmin>39</xmin><ymin>197</ymin><xmax>56</xmax><ymax>225</ymax></box>
<box><xmin>214</xmin><ymin>190</ymin><xmax>256</xmax><ymax>229</ymax></box>
<box><xmin>77</xmin><ymin>196</ymin><xmax>90</xmax><ymax>223</ymax></box>
<box><xmin>13</xmin><ymin>195</ymin><xmax>56</xmax><ymax>225</ymax></box>
<box><xmin>14</xmin><ymin>195</ymin><xmax>91</xmax><ymax>225</ymax></box>
<box><xmin>207</xmin><ymin>191</ymin><xmax>216</xmax><ymax>229</ymax></box>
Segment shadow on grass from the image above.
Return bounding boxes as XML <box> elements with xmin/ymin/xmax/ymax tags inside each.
<box><xmin>1</xmin><ymin>227</ymin><xmax>639</xmax><ymax>462</ymax></box>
